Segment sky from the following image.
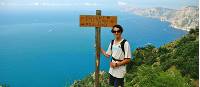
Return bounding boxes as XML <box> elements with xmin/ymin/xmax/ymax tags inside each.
<box><xmin>0</xmin><ymin>0</ymin><xmax>199</xmax><ymax>10</ymax></box>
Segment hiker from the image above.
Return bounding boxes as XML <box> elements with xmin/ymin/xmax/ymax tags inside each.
<box><xmin>101</xmin><ymin>24</ymin><xmax>131</xmax><ymax>87</ymax></box>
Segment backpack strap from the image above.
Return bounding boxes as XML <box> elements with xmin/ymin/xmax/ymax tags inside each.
<box><xmin>111</xmin><ymin>40</ymin><xmax>114</xmax><ymax>53</ymax></box>
<box><xmin>110</xmin><ymin>39</ymin><xmax>127</xmax><ymax>55</ymax></box>
<box><xmin>120</xmin><ymin>39</ymin><xmax>127</xmax><ymax>55</ymax></box>
<box><xmin>110</xmin><ymin>40</ymin><xmax>115</xmax><ymax>62</ymax></box>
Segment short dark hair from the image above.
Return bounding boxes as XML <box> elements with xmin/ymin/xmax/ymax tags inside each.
<box><xmin>111</xmin><ymin>24</ymin><xmax>123</xmax><ymax>33</ymax></box>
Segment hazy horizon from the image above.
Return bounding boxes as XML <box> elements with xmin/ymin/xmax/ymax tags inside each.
<box><xmin>0</xmin><ymin>0</ymin><xmax>198</xmax><ymax>11</ymax></box>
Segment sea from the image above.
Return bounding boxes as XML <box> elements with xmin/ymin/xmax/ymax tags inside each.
<box><xmin>0</xmin><ymin>10</ymin><xmax>187</xmax><ymax>87</ymax></box>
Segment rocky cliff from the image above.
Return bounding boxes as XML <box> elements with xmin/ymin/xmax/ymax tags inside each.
<box><xmin>123</xmin><ymin>6</ymin><xmax>199</xmax><ymax>31</ymax></box>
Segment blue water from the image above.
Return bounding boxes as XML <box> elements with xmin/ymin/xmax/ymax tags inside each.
<box><xmin>0</xmin><ymin>10</ymin><xmax>187</xmax><ymax>87</ymax></box>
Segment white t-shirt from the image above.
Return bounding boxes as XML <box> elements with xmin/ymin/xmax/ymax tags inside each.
<box><xmin>106</xmin><ymin>39</ymin><xmax>131</xmax><ymax>78</ymax></box>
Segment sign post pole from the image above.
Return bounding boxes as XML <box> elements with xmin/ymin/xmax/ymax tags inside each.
<box><xmin>95</xmin><ymin>10</ymin><xmax>101</xmax><ymax>87</ymax></box>
<box><xmin>79</xmin><ymin>10</ymin><xmax>117</xmax><ymax>87</ymax></box>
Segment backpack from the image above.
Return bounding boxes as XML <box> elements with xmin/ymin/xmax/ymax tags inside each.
<box><xmin>111</xmin><ymin>39</ymin><xmax>127</xmax><ymax>55</ymax></box>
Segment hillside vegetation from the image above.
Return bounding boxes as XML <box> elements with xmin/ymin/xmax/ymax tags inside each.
<box><xmin>71</xmin><ymin>27</ymin><xmax>199</xmax><ymax>87</ymax></box>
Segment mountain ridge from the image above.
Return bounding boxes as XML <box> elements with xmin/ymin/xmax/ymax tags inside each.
<box><xmin>121</xmin><ymin>6</ymin><xmax>199</xmax><ymax>31</ymax></box>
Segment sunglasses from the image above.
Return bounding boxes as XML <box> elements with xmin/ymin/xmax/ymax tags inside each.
<box><xmin>112</xmin><ymin>30</ymin><xmax>121</xmax><ymax>33</ymax></box>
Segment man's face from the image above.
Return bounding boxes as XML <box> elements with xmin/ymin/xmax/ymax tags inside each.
<box><xmin>112</xmin><ymin>27</ymin><xmax>122</xmax><ymax>38</ymax></box>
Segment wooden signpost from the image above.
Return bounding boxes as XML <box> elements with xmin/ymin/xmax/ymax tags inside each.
<box><xmin>80</xmin><ymin>15</ymin><xmax>117</xmax><ymax>27</ymax></box>
<box><xmin>80</xmin><ymin>10</ymin><xmax>117</xmax><ymax>87</ymax></box>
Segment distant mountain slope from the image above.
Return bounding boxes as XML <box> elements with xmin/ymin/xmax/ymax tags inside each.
<box><xmin>123</xmin><ymin>6</ymin><xmax>199</xmax><ymax>31</ymax></box>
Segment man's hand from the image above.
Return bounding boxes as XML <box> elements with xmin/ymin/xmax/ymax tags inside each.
<box><xmin>101</xmin><ymin>48</ymin><xmax>110</xmax><ymax>58</ymax></box>
<box><xmin>110</xmin><ymin>62</ymin><xmax>117</xmax><ymax>68</ymax></box>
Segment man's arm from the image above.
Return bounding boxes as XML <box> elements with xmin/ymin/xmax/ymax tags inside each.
<box><xmin>101</xmin><ymin>48</ymin><xmax>110</xmax><ymax>58</ymax></box>
<box><xmin>110</xmin><ymin>58</ymin><xmax>130</xmax><ymax>68</ymax></box>
<box><xmin>116</xmin><ymin>58</ymin><xmax>130</xmax><ymax>67</ymax></box>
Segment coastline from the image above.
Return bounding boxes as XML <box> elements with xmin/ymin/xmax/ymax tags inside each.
<box><xmin>128</xmin><ymin>6</ymin><xmax>198</xmax><ymax>32</ymax></box>
<box><xmin>139</xmin><ymin>16</ymin><xmax>191</xmax><ymax>32</ymax></box>
<box><xmin>170</xmin><ymin>24</ymin><xmax>190</xmax><ymax>31</ymax></box>
<box><xmin>159</xmin><ymin>18</ymin><xmax>190</xmax><ymax>31</ymax></box>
